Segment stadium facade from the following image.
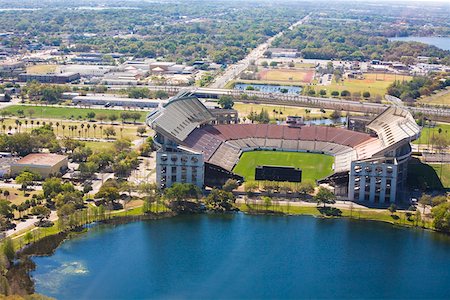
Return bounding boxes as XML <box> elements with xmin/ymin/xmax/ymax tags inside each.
<box><xmin>147</xmin><ymin>92</ymin><xmax>420</xmax><ymax>203</ymax></box>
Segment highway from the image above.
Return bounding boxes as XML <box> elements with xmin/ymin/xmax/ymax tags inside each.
<box><xmin>208</xmin><ymin>13</ymin><xmax>311</xmax><ymax>89</ymax></box>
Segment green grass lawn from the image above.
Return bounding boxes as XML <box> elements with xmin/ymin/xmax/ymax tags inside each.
<box><xmin>418</xmin><ymin>87</ymin><xmax>450</xmax><ymax>106</ymax></box>
<box><xmin>407</xmin><ymin>158</ymin><xmax>449</xmax><ymax>190</ymax></box>
<box><xmin>430</xmin><ymin>164</ymin><xmax>450</xmax><ymax>189</ymax></box>
<box><xmin>1</xmin><ymin>105</ymin><xmax>150</xmax><ymax>122</ymax></box>
<box><xmin>314</xmin><ymin>73</ymin><xmax>412</xmax><ymax>99</ymax></box>
<box><xmin>414</xmin><ymin>123</ymin><xmax>450</xmax><ymax>145</ymax></box>
<box><xmin>233</xmin><ymin>151</ymin><xmax>334</xmax><ymax>183</ymax></box>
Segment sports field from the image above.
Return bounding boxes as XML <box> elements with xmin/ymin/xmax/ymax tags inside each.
<box><xmin>413</xmin><ymin>123</ymin><xmax>450</xmax><ymax>145</ymax></box>
<box><xmin>1</xmin><ymin>105</ymin><xmax>148</xmax><ymax>122</ymax></box>
<box><xmin>233</xmin><ymin>103</ymin><xmax>329</xmax><ymax>120</ymax></box>
<box><xmin>233</xmin><ymin>151</ymin><xmax>334</xmax><ymax>183</ymax></box>
<box><xmin>259</xmin><ymin>68</ymin><xmax>314</xmax><ymax>83</ymax></box>
<box><xmin>26</xmin><ymin>64</ymin><xmax>58</xmax><ymax>74</ymax></box>
<box><xmin>315</xmin><ymin>73</ymin><xmax>412</xmax><ymax>98</ymax></box>
<box><xmin>418</xmin><ymin>88</ymin><xmax>450</xmax><ymax>106</ymax></box>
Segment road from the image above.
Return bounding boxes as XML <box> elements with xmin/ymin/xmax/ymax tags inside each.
<box><xmin>209</xmin><ymin>14</ymin><xmax>311</xmax><ymax>89</ymax></box>
<box><xmin>5</xmin><ymin>210</ymin><xmax>58</xmax><ymax>238</ymax></box>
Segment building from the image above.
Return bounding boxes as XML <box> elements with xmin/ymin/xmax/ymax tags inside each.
<box><xmin>147</xmin><ymin>92</ymin><xmax>420</xmax><ymax>203</ymax></box>
<box><xmin>72</xmin><ymin>95</ymin><xmax>166</xmax><ymax>108</ymax></box>
<box><xmin>58</xmin><ymin>64</ymin><xmax>114</xmax><ymax>77</ymax></box>
<box><xmin>18</xmin><ymin>72</ymin><xmax>80</xmax><ymax>83</ymax></box>
<box><xmin>348</xmin><ymin>106</ymin><xmax>420</xmax><ymax>203</ymax></box>
<box><xmin>267</xmin><ymin>48</ymin><xmax>298</xmax><ymax>58</ymax></box>
<box><xmin>0</xmin><ymin>60</ymin><xmax>25</xmax><ymax>73</ymax></box>
<box><xmin>11</xmin><ymin>153</ymin><xmax>68</xmax><ymax>178</ymax></box>
<box><xmin>149</xmin><ymin>62</ymin><xmax>194</xmax><ymax>74</ymax></box>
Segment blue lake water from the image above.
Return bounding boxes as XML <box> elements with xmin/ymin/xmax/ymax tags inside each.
<box><xmin>389</xmin><ymin>36</ymin><xmax>450</xmax><ymax>51</ymax></box>
<box><xmin>32</xmin><ymin>214</ymin><xmax>450</xmax><ymax>299</ymax></box>
<box><xmin>234</xmin><ymin>83</ymin><xmax>302</xmax><ymax>94</ymax></box>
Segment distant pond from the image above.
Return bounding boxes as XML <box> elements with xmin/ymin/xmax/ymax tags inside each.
<box><xmin>389</xmin><ymin>36</ymin><xmax>450</xmax><ymax>51</ymax></box>
<box><xmin>234</xmin><ymin>83</ymin><xmax>302</xmax><ymax>94</ymax></box>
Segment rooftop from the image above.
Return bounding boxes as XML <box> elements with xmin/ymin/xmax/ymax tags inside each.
<box><xmin>14</xmin><ymin>153</ymin><xmax>67</xmax><ymax>166</ymax></box>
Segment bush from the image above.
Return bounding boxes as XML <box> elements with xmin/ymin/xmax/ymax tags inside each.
<box><xmin>340</xmin><ymin>90</ymin><xmax>351</xmax><ymax>97</ymax></box>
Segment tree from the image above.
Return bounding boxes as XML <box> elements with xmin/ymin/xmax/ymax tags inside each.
<box><xmin>114</xmin><ymin>139</ymin><xmax>131</xmax><ymax>152</ymax></box>
<box><xmin>262</xmin><ymin>196</ymin><xmax>272</xmax><ymax>210</ymax></box>
<box><xmin>137</xmin><ymin>126</ymin><xmax>147</xmax><ymax>136</ymax></box>
<box><xmin>109</xmin><ymin>114</ymin><xmax>118</xmax><ymax>123</ymax></box>
<box><xmin>362</xmin><ymin>91</ymin><xmax>371</xmax><ymax>98</ymax></box>
<box><xmin>297</xmin><ymin>182</ymin><xmax>314</xmax><ymax>196</ymax></box>
<box><xmin>432</xmin><ymin>202</ymin><xmax>450</xmax><ymax>233</ymax></box>
<box><xmin>96</xmin><ymin>184</ymin><xmax>120</xmax><ymax>204</ymax></box>
<box><xmin>130</xmin><ymin>112</ymin><xmax>141</xmax><ymax>124</ymax></box>
<box><xmin>2</xmin><ymin>238</ymin><xmax>14</xmax><ymax>261</ymax></box>
<box><xmin>431</xmin><ymin>195</ymin><xmax>447</xmax><ymax>207</ymax></box>
<box><xmin>218</xmin><ymin>95</ymin><xmax>234</xmax><ymax>109</ymax></box>
<box><xmin>120</xmin><ymin>112</ymin><xmax>130</xmax><ymax>123</ymax></box>
<box><xmin>340</xmin><ymin>90</ymin><xmax>351</xmax><ymax>97</ymax></box>
<box><xmin>222</xmin><ymin>179</ymin><xmax>239</xmax><ymax>192</ymax></box>
<box><xmin>165</xmin><ymin>183</ymin><xmax>201</xmax><ymax>202</ymax></box>
<box><xmin>97</xmin><ymin>113</ymin><xmax>107</xmax><ymax>123</ymax></box>
<box><xmin>24</xmin><ymin>231</ymin><xmax>33</xmax><ymax>244</ymax></box>
<box><xmin>0</xmin><ymin>200</ymin><xmax>12</xmax><ymax>219</ymax></box>
<box><xmin>244</xmin><ymin>182</ymin><xmax>258</xmax><ymax>197</ymax></box>
<box><xmin>314</xmin><ymin>187</ymin><xmax>336</xmax><ymax>207</ymax></box>
<box><xmin>15</xmin><ymin>171</ymin><xmax>38</xmax><ymax>191</ymax></box>
<box><xmin>31</xmin><ymin>205</ymin><xmax>51</xmax><ymax>220</ymax></box>
<box><xmin>330</xmin><ymin>110</ymin><xmax>342</xmax><ymax>120</ymax></box>
<box><xmin>319</xmin><ymin>89</ymin><xmax>327</xmax><ymax>96</ymax></box>
<box><xmin>104</xmin><ymin>126</ymin><xmax>116</xmax><ymax>139</ymax></box>
<box><xmin>388</xmin><ymin>203</ymin><xmax>397</xmax><ymax>214</ymax></box>
<box><xmin>419</xmin><ymin>194</ymin><xmax>432</xmax><ymax>214</ymax></box>
<box><xmin>204</xmin><ymin>188</ymin><xmax>236</xmax><ymax>212</ymax></box>
<box><xmin>331</xmin><ymin>91</ymin><xmax>339</xmax><ymax>97</ymax></box>
<box><xmin>86</xmin><ymin>112</ymin><xmax>96</xmax><ymax>121</ymax></box>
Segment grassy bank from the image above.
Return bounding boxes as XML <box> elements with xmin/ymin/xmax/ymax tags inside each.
<box><xmin>1</xmin><ymin>105</ymin><xmax>150</xmax><ymax>122</ymax></box>
<box><xmin>237</xmin><ymin>203</ymin><xmax>433</xmax><ymax>229</ymax></box>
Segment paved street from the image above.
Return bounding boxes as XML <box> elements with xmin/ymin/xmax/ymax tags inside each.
<box><xmin>209</xmin><ymin>14</ymin><xmax>311</xmax><ymax>89</ymax></box>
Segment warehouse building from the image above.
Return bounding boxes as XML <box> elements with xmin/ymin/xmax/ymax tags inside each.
<box><xmin>11</xmin><ymin>153</ymin><xmax>68</xmax><ymax>178</ymax></box>
<box><xmin>18</xmin><ymin>72</ymin><xmax>80</xmax><ymax>83</ymax></box>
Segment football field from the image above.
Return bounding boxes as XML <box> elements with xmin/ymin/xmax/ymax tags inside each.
<box><xmin>233</xmin><ymin>151</ymin><xmax>334</xmax><ymax>183</ymax></box>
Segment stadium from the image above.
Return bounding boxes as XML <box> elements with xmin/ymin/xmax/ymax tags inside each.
<box><xmin>147</xmin><ymin>91</ymin><xmax>420</xmax><ymax>204</ymax></box>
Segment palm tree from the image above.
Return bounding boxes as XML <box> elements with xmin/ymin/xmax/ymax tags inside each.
<box><xmin>86</xmin><ymin>124</ymin><xmax>91</xmax><ymax>137</ymax></box>
<box><xmin>62</xmin><ymin>124</ymin><xmax>66</xmax><ymax>137</ymax></box>
<box><xmin>120</xmin><ymin>127</ymin><xmax>123</xmax><ymax>138</ymax></box>
<box><xmin>2</xmin><ymin>124</ymin><xmax>5</xmax><ymax>133</ymax></box>
<box><xmin>55</xmin><ymin>122</ymin><xmax>60</xmax><ymax>135</ymax></box>
<box><xmin>93</xmin><ymin>124</ymin><xmax>97</xmax><ymax>138</ymax></box>
<box><xmin>15</xmin><ymin>119</ymin><xmax>20</xmax><ymax>132</ymax></box>
<box><xmin>99</xmin><ymin>125</ymin><xmax>103</xmax><ymax>138</ymax></box>
<box><xmin>8</xmin><ymin>126</ymin><xmax>12</xmax><ymax>133</ymax></box>
<box><xmin>30</xmin><ymin>120</ymin><xmax>34</xmax><ymax>128</ymax></box>
<box><xmin>24</xmin><ymin>120</ymin><xmax>28</xmax><ymax>129</ymax></box>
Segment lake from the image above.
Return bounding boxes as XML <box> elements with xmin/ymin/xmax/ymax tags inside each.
<box><xmin>389</xmin><ymin>36</ymin><xmax>450</xmax><ymax>51</ymax></box>
<box><xmin>234</xmin><ymin>83</ymin><xmax>302</xmax><ymax>94</ymax></box>
<box><xmin>32</xmin><ymin>214</ymin><xmax>450</xmax><ymax>299</ymax></box>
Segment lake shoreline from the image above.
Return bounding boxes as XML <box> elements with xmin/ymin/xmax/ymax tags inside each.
<box><xmin>9</xmin><ymin>205</ymin><xmax>445</xmax><ymax>297</ymax></box>
<box><xmin>8</xmin><ymin>211</ymin><xmax>177</xmax><ymax>296</ymax></box>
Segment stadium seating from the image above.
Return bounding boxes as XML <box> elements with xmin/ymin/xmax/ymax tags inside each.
<box><xmin>177</xmin><ymin>106</ymin><xmax>417</xmax><ymax>174</ymax></box>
